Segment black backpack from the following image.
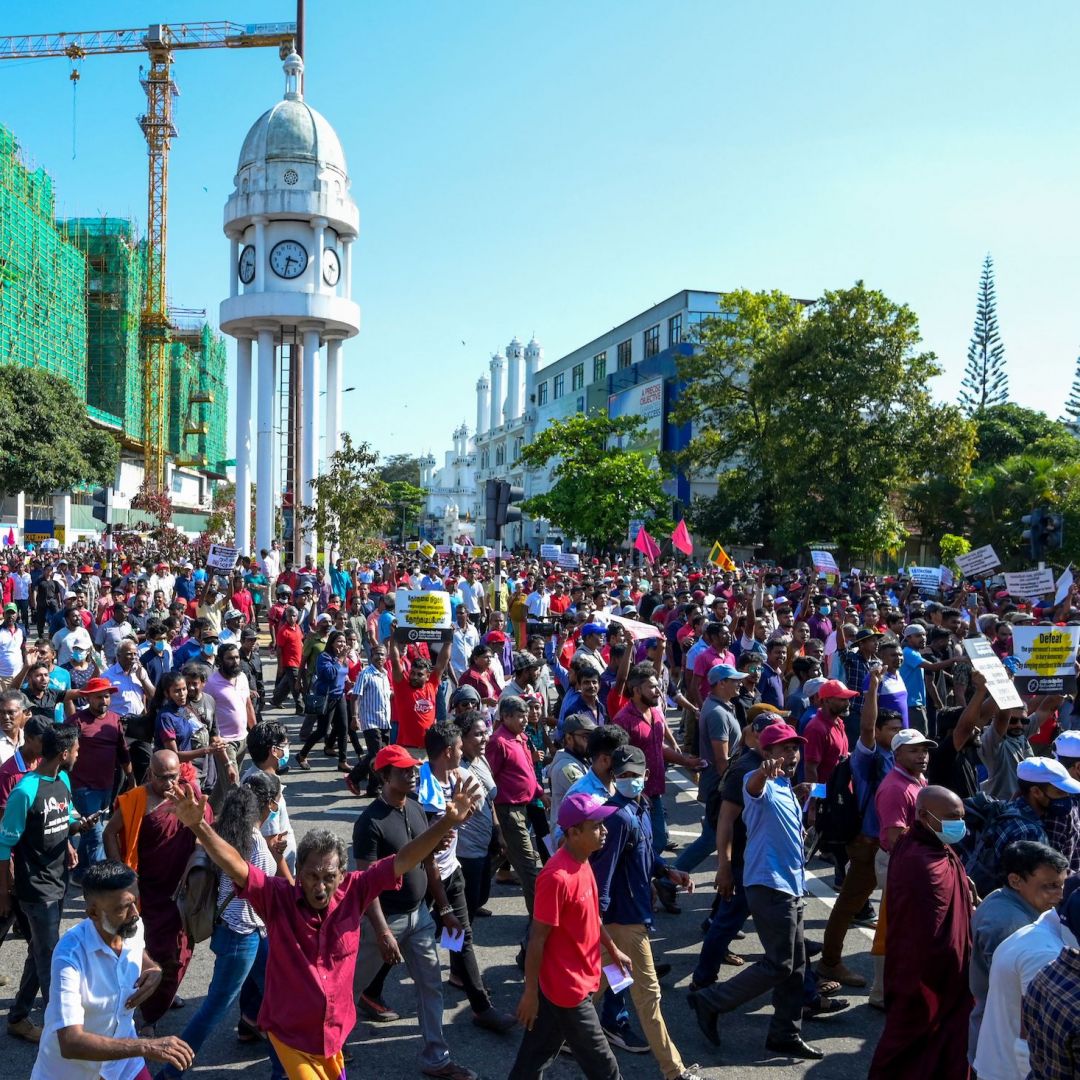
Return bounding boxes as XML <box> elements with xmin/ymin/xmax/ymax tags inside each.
<box><xmin>815</xmin><ymin>751</ymin><xmax>887</xmax><ymax>847</ymax></box>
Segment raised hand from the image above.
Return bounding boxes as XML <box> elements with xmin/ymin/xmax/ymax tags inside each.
<box><xmin>165</xmin><ymin>780</ymin><xmax>209</xmax><ymax>829</ymax></box>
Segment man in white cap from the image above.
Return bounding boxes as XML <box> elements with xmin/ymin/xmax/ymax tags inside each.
<box><xmin>1047</xmin><ymin>729</ymin><xmax>1080</xmax><ymax>872</ymax></box>
<box><xmin>898</xmin><ymin>623</ymin><xmax>956</xmax><ymax>735</ymax></box>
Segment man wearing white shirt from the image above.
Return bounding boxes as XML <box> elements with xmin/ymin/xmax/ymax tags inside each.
<box><xmin>10</xmin><ymin>565</ymin><xmax>31</xmax><ymax>630</ymax></box>
<box><xmin>0</xmin><ymin>689</ymin><xmax>28</xmax><ymax>764</ymax></box>
<box><xmin>526</xmin><ymin>583</ymin><xmax>550</xmax><ymax>621</ymax></box>
<box><xmin>458</xmin><ymin>568</ymin><xmax>486</xmax><ymax>627</ymax></box>
<box><xmin>973</xmin><ymin>891</ymin><xmax>1080</xmax><ymax>1080</ymax></box>
<box><xmin>30</xmin><ymin>860</ymin><xmax>193</xmax><ymax>1080</ymax></box>
<box><xmin>450</xmin><ymin>605</ymin><xmax>481</xmax><ymax>680</ymax></box>
<box><xmin>0</xmin><ymin>605</ymin><xmax>24</xmax><ymax>690</ymax></box>
<box><xmin>101</xmin><ymin>643</ymin><xmax>155</xmax><ymax>720</ymax></box>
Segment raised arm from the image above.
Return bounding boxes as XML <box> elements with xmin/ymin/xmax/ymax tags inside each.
<box><xmin>165</xmin><ymin>782</ymin><xmax>250</xmax><ymax>888</ymax></box>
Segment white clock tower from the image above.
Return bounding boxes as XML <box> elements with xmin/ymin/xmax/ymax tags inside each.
<box><xmin>220</xmin><ymin>51</ymin><xmax>360</xmax><ymax>560</ymax></box>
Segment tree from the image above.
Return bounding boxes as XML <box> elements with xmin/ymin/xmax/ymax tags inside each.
<box><xmin>1064</xmin><ymin>351</ymin><xmax>1080</xmax><ymax>433</ymax></box>
<box><xmin>379</xmin><ymin>454</ymin><xmax>423</xmax><ymax>486</ymax></box>
<box><xmin>0</xmin><ymin>366</ymin><xmax>119</xmax><ymax>496</ymax></box>
<box><xmin>518</xmin><ymin>412</ymin><xmax>669</xmax><ymax>552</ymax></box>
<box><xmin>959</xmin><ymin>254</ymin><xmax>1009</xmax><ymax>415</ymax></box>
<box><xmin>297</xmin><ymin>433</ymin><xmax>391</xmax><ymax>561</ymax></box>
<box><xmin>386</xmin><ymin>480</ymin><xmax>426</xmax><ymax>541</ymax></box>
<box><xmin>673</xmin><ymin>283</ymin><xmax>974</xmax><ymax>559</ymax></box>
<box><xmin>971</xmin><ymin>403</ymin><xmax>1079</xmax><ymax>463</ymax></box>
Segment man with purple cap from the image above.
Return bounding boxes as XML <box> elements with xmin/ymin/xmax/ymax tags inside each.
<box><xmin>509</xmin><ymin>792</ymin><xmax>631</xmax><ymax>1080</ymax></box>
<box><xmin>688</xmin><ymin>721</ymin><xmax>824</xmax><ymax>1060</ymax></box>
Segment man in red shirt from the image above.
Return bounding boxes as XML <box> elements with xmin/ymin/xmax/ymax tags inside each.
<box><xmin>388</xmin><ymin>635</ymin><xmax>450</xmax><ymax>755</ymax></box>
<box><xmin>270</xmin><ymin>606</ymin><xmax>304</xmax><ymax>714</ymax></box>
<box><xmin>509</xmin><ymin>792</ymin><xmax>631</xmax><ymax>1080</ymax></box>
<box><xmin>164</xmin><ymin>771</ymin><xmax>481</xmax><ymax>1078</ymax></box>
<box><xmin>803</xmin><ymin>680</ymin><xmax>859</xmax><ymax>785</ymax></box>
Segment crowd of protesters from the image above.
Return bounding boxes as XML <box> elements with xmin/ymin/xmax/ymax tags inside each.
<box><xmin>2</xmin><ymin>539</ymin><xmax>1080</xmax><ymax>1078</ymax></box>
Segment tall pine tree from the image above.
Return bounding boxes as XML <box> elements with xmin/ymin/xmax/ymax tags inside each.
<box><xmin>958</xmin><ymin>254</ymin><xmax>1009</xmax><ymax>415</ymax></box>
<box><xmin>1063</xmin><ymin>351</ymin><xmax>1080</xmax><ymax>433</ymax></box>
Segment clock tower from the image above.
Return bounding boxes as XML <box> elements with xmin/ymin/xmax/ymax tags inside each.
<box><xmin>220</xmin><ymin>51</ymin><xmax>360</xmax><ymax>560</ymax></box>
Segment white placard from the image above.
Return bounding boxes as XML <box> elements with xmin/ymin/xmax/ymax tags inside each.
<box><xmin>939</xmin><ymin>566</ymin><xmax>955</xmax><ymax>589</ymax></box>
<box><xmin>540</xmin><ymin>544</ymin><xmax>562</xmax><ymax>560</ymax></box>
<box><xmin>810</xmin><ymin>550</ymin><xmax>839</xmax><ymax>574</ymax></box>
<box><xmin>557</xmin><ymin>552</ymin><xmax>581</xmax><ymax>569</ymax></box>
<box><xmin>1004</xmin><ymin>568</ymin><xmax>1056</xmax><ymax>599</ymax></box>
<box><xmin>963</xmin><ymin>637</ymin><xmax>1025</xmax><ymax>710</ymax></box>
<box><xmin>1056</xmin><ymin>566</ymin><xmax>1073</xmax><ymax>606</ymax></box>
<box><xmin>954</xmin><ymin>544</ymin><xmax>1001</xmax><ymax>578</ymax></box>
<box><xmin>206</xmin><ymin>543</ymin><xmax>239</xmax><ymax>571</ymax></box>
<box><xmin>394</xmin><ymin>589</ymin><xmax>453</xmax><ymax>644</ymax></box>
<box><xmin>908</xmin><ymin>565</ymin><xmax>942</xmax><ymax>590</ymax></box>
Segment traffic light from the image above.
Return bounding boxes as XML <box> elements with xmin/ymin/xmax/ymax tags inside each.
<box><xmin>1022</xmin><ymin>507</ymin><xmax>1065</xmax><ymax>561</ymax></box>
<box><xmin>497</xmin><ymin>482</ymin><xmax>525</xmax><ymax>529</ymax></box>
<box><xmin>91</xmin><ymin>488</ymin><xmax>109</xmax><ymax>525</ymax></box>
<box><xmin>485</xmin><ymin>478</ymin><xmax>500</xmax><ymax>537</ymax></box>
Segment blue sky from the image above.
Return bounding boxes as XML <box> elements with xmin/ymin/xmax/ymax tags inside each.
<box><xmin>2</xmin><ymin>1</ymin><xmax>1078</xmax><ymax>461</ymax></box>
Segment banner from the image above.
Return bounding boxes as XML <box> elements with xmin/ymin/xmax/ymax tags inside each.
<box><xmin>608</xmin><ymin>613</ymin><xmax>662</xmax><ymax>641</ymax></box>
<box><xmin>470</xmin><ymin>546</ymin><xmax>490</xmax><ymax>559</ymax></box>
<box><xmin>1004</xmin><ymin>568</ymin><xmax>1056</xmax><ymax>599</ymax></box>
<box><xmin>540</xmin><ymin>544</ymin><xmax>562</xmax><ymax>560</ymax></box>
<box><xmin>206</xmin><ymin>543</ymin><xmax>240</xmax><ymax>571</ymax></box>
<box><xmin>405</xmin><ymin>541</ymin><xmax>420</xmax><ymax>552</ymax></box>
<box><xmin>954</xmin><ymin>544</ymin><xmax>1001</xmax><ymax>579</ymax></box>
<box><xmin>1010</xmin><ymin>625</ymin><xmax>1080</xmax><ymax>695</ymax></box>
<box><xmin>394</xmin><ymin>589</ymin><xmax>453</xmax><ymax>644</ymax></box>
<box><xmin>963</xmin><ymin>637</ymin><xmax>1025</xmax><ymax>710</ymax></box>
<box><xmin>908</xmin><ymin>565</ymin><xmax>942</xmax><ymax>590</ymax></box>
<box><xmin>810</xmin><ymin>550</ymin><xmax>839</xmax><ymax>575</ymax></box>
<box><xmin>418</xmin><ymin>541</ymin><xmax>436</xmax><ymax>559</ymax></box>
<box><xmin>557</xmin><ymin>552</ymin><xmax>581</xmax><ymax>569</ymax></box>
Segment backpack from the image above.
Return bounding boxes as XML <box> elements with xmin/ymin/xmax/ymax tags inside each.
<box><xmin>172</xmin><ymin>845</ymin><xmax>232</xmax><ymax>944</ymax></box>
<box><xmin>962</xmin><ymin>793</ymin><xmax>1018</xmax><ymax>898</ymax></box>
<box><xmin>814</xmin><ymin>756</ymin><xmax>866</xmax><ymax>847</ymax></box>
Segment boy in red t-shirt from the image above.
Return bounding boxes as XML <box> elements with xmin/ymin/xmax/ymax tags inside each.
<box><xmin>388</xmin><ymin>634</ymin><xmax>450</xmax><ymax>754</ymax></box>
<box><xmin>509</xmin><ymin>793</ymin><xmax>631</xmax><ymax>1079</ymax></box>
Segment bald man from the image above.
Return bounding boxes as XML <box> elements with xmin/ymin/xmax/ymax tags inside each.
<box><xmin>104</xmin><ymin>749</ymin><xmax>213</xmax><ymax>1032</ymax></box>
<box><xmin>869</xmin><ymin>785</ymin><xmax>974</xmax><ymax>1078</ymax></box>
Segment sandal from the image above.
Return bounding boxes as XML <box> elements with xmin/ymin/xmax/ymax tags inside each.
<box><xmin>816</xmin><ymin>979</ymin><xmax>842</xmax><ymax>997</ymax></box>
<box><xmin>722</xmin><ymin>952</ymin><xmax>744</xmax><ymax>967</ymax></box>
<box><xmin>237</xmin><ymin>1017</ymin><xmax>265</xmax><ymax>1043</ymax></box>
<box><xmin>802</xmin><ymin>996</ymin><xmax>850</xmax><ymax>1020</ymax></box>
<box><xmin>295</xmin><ymin>756</ymin><xmax>311</xmax><ymax>771</ymax></box>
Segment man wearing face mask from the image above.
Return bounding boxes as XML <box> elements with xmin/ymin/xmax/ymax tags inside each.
<box><xmin>869</xmin><ymin>786</ymin><xmax>973</xmax><ymax>1078</ymax></box>
<box><xmin>28</xmin><ymin>859</ymin><xmax>193</xmax><ymax>1079</ymax></box>
<box><xmin>688</xmin><ymin>723</ymin><xmax>823</xmax><ymax>1061</ymax></box>
<box><xmin>170</xmin><ymin>619</ymin><xmax>215</xmax><ymax>671</ymax></box>
<box><xmin>806</xmin><ymin>597</ymin><xmax>833</xmax><ymax>644</ymax></box>
<box><xmin>548</xmin><ymin>713</ymin><xmax>596</xmax><ymax>823</ymax></box>
<box><xmin>591</xmin><ymin>745</ymin><xmax>700</xmax><ymax>1080</ymax></box>
<box><xmin>52</xmin><ymin>605</ymin><xmax>93</xmax><ymax>668</ymax></box>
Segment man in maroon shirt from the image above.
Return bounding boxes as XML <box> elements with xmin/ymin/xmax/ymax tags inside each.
<box><xmin>165</xmin><ymin>771</ymin><xmax>481</xmax><ymax>1077</ymax></box>
<box><xmin>64</xmin><ymin>677</ymin><xmax>132</xmax><ymax>874</ymax></box>
<box><xmin>803</xmin><ymin>680</ymin><xmax>858</xmax><ymax>786</ymax></box>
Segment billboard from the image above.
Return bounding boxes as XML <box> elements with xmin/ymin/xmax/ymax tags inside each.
<box><xmin>608</xmin><ymin>377</ymin><xmax>665</xmax><ymax>455</ymax></box>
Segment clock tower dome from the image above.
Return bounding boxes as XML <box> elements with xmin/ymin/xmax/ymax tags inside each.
<box><xmin>221</xmin><ymin>51</ymin><xmax>360</xmax><ymax>559</ymax></box>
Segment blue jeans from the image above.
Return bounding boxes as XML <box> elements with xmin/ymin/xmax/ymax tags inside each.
<box><xmin>674</xmin><ymin>813</ymin><xmax>716</xmax><ymax>873</ymax></box>
<box><xmin>73</xmin><ymin>787</ymin><xmax>111</xmax><ymax>870</ymax></box>
<box><xmin>160</xmin><ymin>924</ymin><xmax>261</xmax><ymax>1077</ymax></box>
<box><xmin>10</xmin><ymin>898</ymin><xmax>62</xmax><ymax>1022</ymax></box>
<box><xmin>650</xmin><ymin>793</ymin><xmax>668</xmax><ymax>854</ymax></box>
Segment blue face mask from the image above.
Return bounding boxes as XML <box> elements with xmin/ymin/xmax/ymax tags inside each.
<box><xmin>818</xmin><ymin>605</ymin><xmax>831</xmax><ymax>616</ymax></box>
<box><xmin>277</xmin><ymin>744</ymin><xmax>290</xmax><ymax>769</ymax></box>
<box><xmin>615</xmin><ymin>776</ymin><xmax>646</xmax><ymax>799</ymax></box>
<box><xmin>266</xmin><ymin>808</ymin><xmax>281</xmax><ymax>833</ymax></box>
<box><xmin>153</xmin><ymin>640</ymin><xmax>165</xmax><ymax>653</ymax></box>
<box><xmin>71</xmin><ymin>649</ymin><xmax>86</xmax><ymax>662</ymax></box>
<box><xmin>927</xmin><ymin>811</ymin><xmax>966</xmax><ymax>845</ymax></box>
<box><xmin>203</xmin><ymin>643</ymin><xmax>216</xmax><ymax>657</ymax></box>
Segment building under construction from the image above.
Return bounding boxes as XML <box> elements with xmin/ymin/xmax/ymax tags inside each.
<box><xmin>0</xmin><ymin>123</ymin><xmax>228</xmax><ymax>539</ymax></box>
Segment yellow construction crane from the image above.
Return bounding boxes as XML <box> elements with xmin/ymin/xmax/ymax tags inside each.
<box><xmin>0</xmin><ymin>21</ymin><xmax>296</xmax><ymax>491</ymax></box>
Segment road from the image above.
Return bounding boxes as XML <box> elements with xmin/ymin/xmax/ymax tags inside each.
<box><xmin>0</xmin><ymin>653</ymin><xmax>885</xmax><ymax>1078</ymax></box>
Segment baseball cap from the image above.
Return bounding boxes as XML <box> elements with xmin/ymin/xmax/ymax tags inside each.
<box><xmin>486</xmin><ymin>630</ymin><xmax>508</xmax><ymax>644</ymax></box>
<box><xmin>240</xmin><ymin>627</ymin><xmax>258</xmax><ymax>641</ymax></box>
<box><xmin>902</xmin><ymin>624</ymin><xmax>926</xmax><ymax>639</ymax></box>
<box><xmin>758</xmin><ymin>723</ymin><xmax>807</xmax><ymax>750</ymax></box>
<box><xmin>580</xmin><ymin>622</ymin><xmax>607</xmax><ymax>638</ymax></box>
<box><xmin>557</xmin><ymin>792</ymin><xmax>620</xmax><ymax>831</ymax></box>
<box><xmin>1017</xmin><ymin>757</ymin><xmax>1080</xmax><ymax>795</ymax></box>
<box><xmin>3</xmin><ymin>603</ymin><xmax>16</xmax><ymax>614</ymax></box>
<box><xmin>707</xmin><ymin>663</ymin><xmax>748</xmax><ymax>685</ymax></box>
<box><xmin>818</xmin><ymin>679</ymin><xmax>858</xmax><ymax>701</ymax></box>
<box><xmin>373</xmin><ymin>745</ymin><xmax>420</xmax><ymax>772</ymax></box>
<box><xmin>1055</xmin><ymin>731</ymin><xmax>1080</xmax><ymax>760</ymax></box>
<box><xmin>890</xmin><ymin>729</ymin><xmax>938</xmax><ymax>751</ymax></box>
<box><xmin>746</xmin><ymin>703</ymin><xmax>790</xmax><ymax>722</ymax></box>
<box><xmin>803</xmin><ymin>677</ymin><xmax>828</xmax><ymax>699</ymax></box>
<box><xmin>563</xmin><ymin>712</ymin><xmax>598</xmax><ymax>735</ymax></box>
<box><xmin>224</xmin><ymin>608</ymin><xmax>243</xmax><ymax>621</ymax></box>
<box><xmin>449</xmin><ymin>685</ymin><xmax>482</xmax><ymax>707</ymax></box>
<box><xmin>611</xmin><ymin>744</ymin><xmax>648</xmax><ymax>776</ymax></box>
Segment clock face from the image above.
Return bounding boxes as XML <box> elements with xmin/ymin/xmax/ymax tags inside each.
<box><xmin>238</xmin><ymin>244</ymin><xmax>256</xmax><ymax>285</ymax></box>
<box><xmin>322</xmin><ymin>246</ymin><xmax>341</xmax><ymax>286</ymax></box>
<box><xmin>269</xmin><ymin>239</ymin><xmax>308</xmax><ymax>279</ymax></box>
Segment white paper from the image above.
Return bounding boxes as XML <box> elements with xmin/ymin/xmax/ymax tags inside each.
<box><xmin>439</xmin><ymin>927</ymin><xmax>465</xmax><ymax>952</ymax></box>
<box><xmin>1004</xmin><ymin>568</ymin><xmax>1056</xmax><ymax>599</ymax></box>
<box><xmin>908</xmin><ymin>565</ymin><xmax>942</xmax><ymax>590</ymax></box>
<box><xmin>1056</xmin><ymin>566</ymin><xmax>1074</xmax><ymax>606</ymax></box>
<box><xmin>963</xmin><ymin>638</ymin><xmax>1025</xmax><ymax>710</ymax></box>
<box><xmin>603</xmin><ymin>963</ymin><xmax>634</xmax><ymax>994</ymax></box>
<box><xmin>955</xmin><ymin>544</ymin><xmax>1001</xmax><ymax>579</ymax></box>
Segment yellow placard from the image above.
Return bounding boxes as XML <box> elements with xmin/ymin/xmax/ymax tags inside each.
<box><xmin>54</xmin><ymin>526</ymin><xmax>66</xmax><ymax>546</ymax></box>
<box><xmin>405</xmin><ymin>541</ymin><xmax>420</xmax><ymax>552</ymax></box>
<box><xmin>395</xmin><ymin>589</ymin><xmax>452</xmax><ymax>632</ymax></box>
<box><xmin>419</xmin><ymin>541</ymin><xmax>436</xmax><ymax>559</ymax></box>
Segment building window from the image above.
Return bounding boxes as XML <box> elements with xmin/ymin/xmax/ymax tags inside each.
<box><xmin>617</xmin><ymin>339</ymin><xmax>632</xmax><ymax>369</ymax></box>
<box><xmin>495</xmin><ymin>446</ymin><xmax>505</xmax><ymax>467</ymax></box>
<box><xmin>593</xmin><ymin>351</ymin><xmax>607</xmax><ymax>382</ymax></box>
<box><xmin>537</xmin><ymin>381</ymin><xmax>548</xmax><ymax>406</ymax></box>
<box><xmin>513</xmin><ymin>436</ymin><xmax>523</xmax><ymax>463</ymax></box>
<box><xmin>668</xmin><ymin>314</ymin><xmax>682</xmax><ymax>345</ymax></box>
<box><xmin>552</xmin><ymin>373</ymin><xmax>565</xmax><ymax>399</ymax></box>
<box><xmin>571</xmin><ymin>363</ymin><xmax>584</xmax><ymax>390</ymax></box>
<box><xmin>644</xmin><ymin>325</ymin><xmax>660</xmax><ymax>358</ymax></box>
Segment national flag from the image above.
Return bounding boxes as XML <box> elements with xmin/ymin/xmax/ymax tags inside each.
<box><xmin>671</xmin><ymin>519</ymin><xmax>693</xmax><ymax>556</ymax></box>
<box><xmin>633</xmin><ymin>526</ymin><xmax>661</xmax><ymax>564</ymax></box>
<box><xmin>707</xmin><ymin>541</ymin><xmax>735</xmax><ymax>571</ymax></box>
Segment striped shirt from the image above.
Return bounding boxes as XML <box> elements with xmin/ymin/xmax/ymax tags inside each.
<box><xmin>354</xmin><ymin>664</ymin><xmax>391</xmax><ymax>731</ymax></box>
<box><xmin>218</xmin><ymin>829</ymin><xmax>274</xmax><ymax>935</ymax></box>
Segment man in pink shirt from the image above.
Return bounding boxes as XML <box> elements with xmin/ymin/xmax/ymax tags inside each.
<box><xmin>803</xmin><ymin>680</ymin><xmax>858</xmax><ymax>785</ymax></box>
<box><xmin>869</xmin><ymin>727</ymin><xmax>936</xmax><ymax>1008</ymax></box>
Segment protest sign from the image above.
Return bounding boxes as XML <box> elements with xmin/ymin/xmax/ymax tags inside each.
<box><xmin>1056</xmin><ymin>566</ymin><xmax>1074</xmax><ymax>606</ymax></box>
<box><xmin>394</xmin><ymin>589</ymin><xmax>453</xmax><ymax>644</ymax></box>
<box><xmin>451</xmin><ymin>543</ymin><xmax>463</xmax><ymax>555</ymax></box>
<box><xmin>435</xmin><ymin>544</ymin><xmax>450</xmax><ymax>555</ymax></box>
<box><xmin>963</xmin><ymin>637</ymin><xmax>1025</xmax><ymax>710</ymax></box>
<box><xmin>418</xmin><ymin>541</ymin><xmax>436</xmax><ymax>559</ymax></box>
<box><xmin>954</xmin><ymin>544</ymin><xmax>1001</xmax><ymax>579</ymax></box>
<box><xmin>405</xmin><ymin>541</ymin><xmax>420</xmax><ymax>552</ymax></box>
<box><xmin>557</xmin><ymin>552</ymin><xmax>580</xmax><ymax>569</ymax></box>
<box><xmin>1010</xmin><ymin>625</ymin><xmax>1080</xmax><ymax>695</ymax></box>
<box><xmin>810</xmin><ymin>550</ymin><xmax>839</xmax><ymax>575</ymax></box>
<box><xmin>540</xmin><ymin>544</ymin><xmax>562</xmax><ymax>560</ymax></box>
<box><xmin>206</xmin><ymin>543</ymin><xmax>239</xmax><ymax>571</ymax></box>
<box><xmin>470</xmin><ymin>546</ymin><xmax>490</xmax><ymax>559</ymax></box>
<box><xmin>608</xmin><ymin>613</ymin><xmax>662</xmax><ymax>641</ymax></box>
<box><xmin>1004</xmin><ymin>568</ymin><xmax>1055</xmax><ymax>599</ymax></box>
<box><xmin>939</xmin><ymin>566</ymin><xmax>955</xmax><ymax>589</ymax></box>
<box><xmin>908</xmin><ymin>566</ymin><xmax>942</xmax><ymax>590</ymax></box>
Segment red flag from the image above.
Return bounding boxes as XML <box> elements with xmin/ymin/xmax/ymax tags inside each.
<box><xmin>671</xmin><ymin>519</ymin><xmax>693</xmax><ymax>556</ymax></box>
<box><xmin>633</xmin><ymin>526</ymin><xmax>661</xmax><ymax>564</ymax></box>
<box><xmin>4</xmin><ymin>528</ymin><xmax>13</xmax><ymax>547</ymax></box>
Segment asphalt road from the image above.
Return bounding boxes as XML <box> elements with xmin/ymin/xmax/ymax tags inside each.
<box><xmin>0</xmin><ymin>655</ymin><xmax>885</xmax><ymax>1078</ymax></box>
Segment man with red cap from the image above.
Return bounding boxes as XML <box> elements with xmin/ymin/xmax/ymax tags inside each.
<box><xmin>802</xmin><ymin>680</ymin><xmax>858</xmax><ymax>787</ymax></box>
<box><xmin>688</xmin><ymin>722</ymin><xmax>824</xmax><ymax>1061</ymax></box>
